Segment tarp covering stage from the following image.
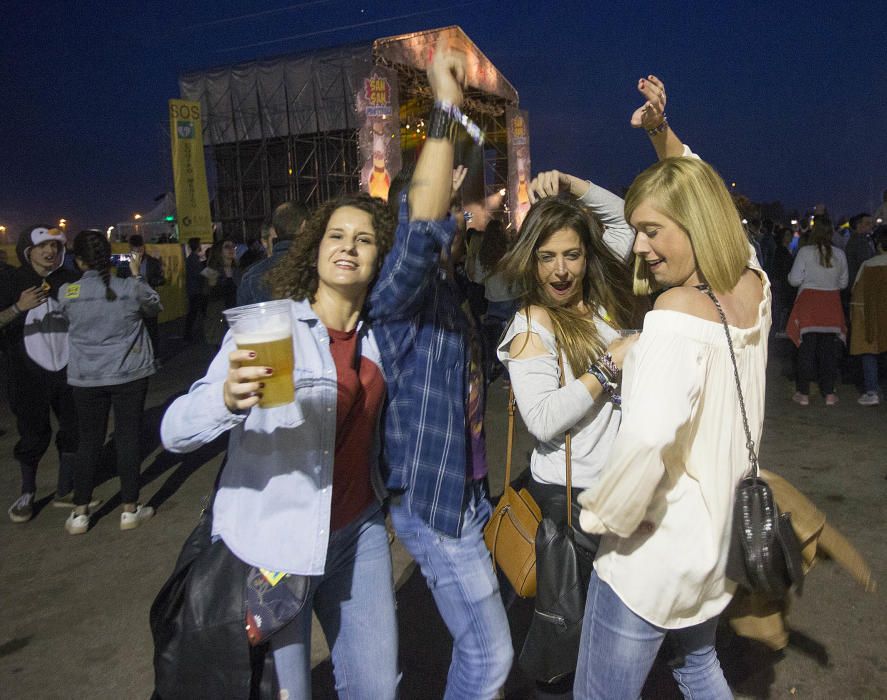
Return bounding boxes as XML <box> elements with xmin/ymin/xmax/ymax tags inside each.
<box><xmin>178</xmin><ymin>26</ymin><xmax>526</xmax><ymax>236</ymax></box>
<box><xmin>178</xmin><ymin>26</ymin><xmax>519</xmax><ymax>146</ymax></box>
<box><xmin>179</xmin><ymin>43</ymin><xmax>374</xmax><ymax>145</ymax></box>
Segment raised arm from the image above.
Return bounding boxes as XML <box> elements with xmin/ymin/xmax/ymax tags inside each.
<box><xmin>408</xmin><ymin>38</ymin><xmax>463</xmax><ymax>221</ymax></box>
<box><xmin>527</xmin><ymin>170</ymin><xmax>634</xmax><ymax>261</ymax></box>
<box><xmin>630</xmin><ymin>75</ymin><xmax>686</xmax><ymax>161</ymax></box>
<box><xmin>368</xmin><ymin>39</ymin><xmax>464</xmax><ymax>321</ymax></box>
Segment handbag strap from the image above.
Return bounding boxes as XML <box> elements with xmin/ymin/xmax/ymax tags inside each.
<box><xmin>696</xmin><ymin>284</ymin><xmax>759</xmax><ymax>477</ymax></box>
<box><xmin>503</xmin><ymin>313</ymin><xmax>572</xmax><ymax>527</ymax></box>
<box><xmin>503</xmin><ymin>385</ymin><xmax>516</xmax><ymax>485</ymax></box>
<box><xmin>556</xmin><ymin>351</ymin><xmax>573</xmax><ymax>529</ymax></box>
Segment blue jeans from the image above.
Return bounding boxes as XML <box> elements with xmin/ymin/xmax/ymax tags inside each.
<box><xmin>389</xmin><ymin>480</ymin><xmax>514</xmax><ymax>699</ymax></box>
<box><xmin>272</xmin><ymin>504</ymin><xmax>399</xmax><ymax>699</ymax></box>
<box><xmin>861</xmin><ymin>353</ymin><xmax>881</xmax><ymax>393</ymax></box>
<box><xmin>574</xmin><ymin>571</ymin><xmax>731</xmax><ymax>700</ymax></box>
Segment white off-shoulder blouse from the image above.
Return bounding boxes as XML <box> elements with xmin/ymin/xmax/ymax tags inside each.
<box><xmin>578</xmin><ymin>266</ymin><xmax>771</xmax><ymax>628</ymax></box>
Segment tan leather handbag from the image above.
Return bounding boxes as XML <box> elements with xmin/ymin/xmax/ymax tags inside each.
<box><xmin>483</xmin><ymin>386</ymin><xmax>542</xmax><ymax>597</ymax></box>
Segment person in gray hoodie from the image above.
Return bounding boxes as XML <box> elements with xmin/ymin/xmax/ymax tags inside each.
<box><xmin>0</xmin><ymin>225</ymin><xmax>80</xmax><ymax>522</ymax></box>
<box><xmin>57</xmin><ymin>230</ymin><xmax>162</xmax><ymax>534</ymax></box>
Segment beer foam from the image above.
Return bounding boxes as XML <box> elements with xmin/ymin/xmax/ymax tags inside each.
<box><xmin>233</xmin><ymin>327</ymin><xmax>291</xmax><ymax>344</ymax></box>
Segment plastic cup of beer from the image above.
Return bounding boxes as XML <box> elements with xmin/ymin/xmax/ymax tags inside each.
<box><xmin>223</xmin><ymin>300</ymin><xmax>295</xmax><ymax>408</ymax></box>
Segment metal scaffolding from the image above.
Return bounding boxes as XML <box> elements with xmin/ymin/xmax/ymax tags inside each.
<box><xmin>179</xmin><ymin>27</ymin><xmax>522</xmax><ymax>241</ymax></box>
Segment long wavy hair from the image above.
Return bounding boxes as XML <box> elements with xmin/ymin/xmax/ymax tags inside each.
<box><xmin>499</xmin><ymin>197</ymin><xmax>637</xmax><ymax>376</ymax></box>
<box><xmin>478</xmin><ymin>219</ymin><xmax>510</xmax><ymax>273</ymax></box>
<box><xmin>73</xmin><ymin>230</ymin><xmax>116</xmax><ymax>301</ymax></box>
<box><xmin>268</xmin><ymin>193</ymin><xmax>396</xmax><ymax>303</ymax></box>
<box><xmin>809</xmin><ymin>217</ymin><xmax>834</xmax><ymax>268</ymax></box>
<box><xmin>624</xmin><ymin>157</ymin><xmax>749</xmax><ymax>294</ymax></box>
<box><xmin>207</xmin><ymin>239</ymin><xmax>235</xmax><ymax>274</ymax></box>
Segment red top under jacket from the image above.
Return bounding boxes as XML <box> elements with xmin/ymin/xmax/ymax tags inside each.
<box><xmin>327</xmin><ymin>326</ymin><xmax>385</xmax><ymax>530</ymax></box>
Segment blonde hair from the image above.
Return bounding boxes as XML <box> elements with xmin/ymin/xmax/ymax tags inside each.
<box><xmin>499</xmin><ymin>197</ymin><xmax>638</xmax><ymax>376</ymax></box>
<box><xmin>624</xmin><ymin>157</ymin><xmax>749</xmax><ymax>294</ymax></box>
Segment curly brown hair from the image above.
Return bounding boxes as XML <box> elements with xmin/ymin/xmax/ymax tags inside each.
<box><xmin>267</xmin><ymin>193</ymin><xmax>396</xmax><ymax>302</ymax></box>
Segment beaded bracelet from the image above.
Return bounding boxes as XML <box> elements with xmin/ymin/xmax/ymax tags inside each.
<box><xmin>646</xmin><ymin>116</ymin><xmax>669</xmax><ymax>137</ymax></box>
<box><xmin>587</xmin><ymin>363</ymin><xmax>622</xmax><ymax>406</ymax></box>
<box><xmin>598</xmin><ymin>352</ymin><xmax>620</xmax><ymax>379</ymax></box>
<box><xmin>433</xmin><ymin>100</ymin><xmax>486</xmax><ymax>146</ymax></box>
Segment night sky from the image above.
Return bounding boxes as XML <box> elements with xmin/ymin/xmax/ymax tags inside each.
<box><xmin>2</xmin><ymin>0</ymin><xmax>885</xmax><ymax>234</ymax></box>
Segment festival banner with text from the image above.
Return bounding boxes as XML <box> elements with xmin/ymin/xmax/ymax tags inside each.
<box><xmin>354</xmin><ymin>63</ymin><xmax>401</xmax><ymax>201</ymax></box>
<box><xmin>169</xmin><ymin>99</ymin><xmax>213</xmax><ymax>240</ymax></box>
<box><xmin>506</xmin><ymin>107</ymin><xmax>532</xmax><ymax>229</ymax></box>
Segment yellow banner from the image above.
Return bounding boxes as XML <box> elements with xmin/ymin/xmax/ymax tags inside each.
<box><xmin>169</xmin><ymin>99</ymin><xmax>213</xmax><ymax>241</ymax></box>
<box><xmin>112</xmin><ymin>242</ymin><xmax>187</xmax><ymax>323</ymax></box>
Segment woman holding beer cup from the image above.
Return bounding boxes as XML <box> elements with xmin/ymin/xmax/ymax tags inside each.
<box><xmin>161</xmin><ymin>193</ymin><xmax>397</xmax><ymax>698</ymax></box>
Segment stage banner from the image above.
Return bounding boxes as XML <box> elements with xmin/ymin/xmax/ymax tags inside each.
<box><xmin>169</xmin><ymin>99</ymin><xmax>213</xmax><ymax>240</ymax></box>
<box><xmin>506</xmin><ymin>107</ymin><xmax>532</xmax><ymax>229</ymax></box>
<box><xmin>354</xmin><ymin>62</ymin><xmax>401</xmax><ymax>201</ymax></box>
<box><xmin>374</xmin><ymin>27</ymin><xmax>517</xmax><ymax>103</ymax></box>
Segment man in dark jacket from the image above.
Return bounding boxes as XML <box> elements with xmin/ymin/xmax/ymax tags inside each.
<box><xmin>118</xmin><ymin>234</ymin><xmax>164</xmax><ymax>354</ymax></box>
<box><xmin>0</xmin><ymin>225</ymin><xmax>81</xmax><ymax>522</ymax></box>
<box><xmin>236</xmin><ymin>201</ymin><xmax>309</xmax><ymax>306</ymax></box>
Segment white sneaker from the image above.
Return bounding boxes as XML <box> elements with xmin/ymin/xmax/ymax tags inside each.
<box><xmin>120</xmin><ymin>504</ymin><xmax>154</xmax><ymax>531</ymax></box>
<box><xmin>8</xmin><ymin>492</ymin><xmax>35</xmax><ymax>523</ymax></box>
<box><xmin>65</xmin><ymin>511</ymin><xmax>90</xmax><ymax>535</ymax></box>
<box><xmin>858</xmin><ymin>392</ymin><xmax>880</xmax><ymax>406</ymax></box>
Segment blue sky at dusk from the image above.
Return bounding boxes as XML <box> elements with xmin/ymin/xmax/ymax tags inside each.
<box><xmin>2</xmin><ymin>0</ymin><xmax>885</xmax><ymax>233</ymax></box>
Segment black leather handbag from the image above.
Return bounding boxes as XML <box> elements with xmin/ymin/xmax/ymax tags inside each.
<box><xmin>518</xmin><ymin>355</ymin><xmax>591</xmax><ymax>683</ymax></box>
<box><xmin>150</xmin><ymin>501</ymin><xmax>276</xmax><ymax>699</ymax></box>
<box><xmin>699</xmin><ymin>284</ymin><xmax>804</xmax><ymax>601</ymax></box>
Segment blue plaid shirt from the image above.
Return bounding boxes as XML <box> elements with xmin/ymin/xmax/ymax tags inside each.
<box><xmin>368</xmin><ymin>201</ymin><xmax>475</xmax><ymax>537</ymax></box>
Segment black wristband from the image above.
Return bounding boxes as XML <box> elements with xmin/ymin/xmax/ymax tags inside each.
<box><xmin>427</xmin><ymin>106</ymin><xmax>458</xmax><ymax>141</ymax></box>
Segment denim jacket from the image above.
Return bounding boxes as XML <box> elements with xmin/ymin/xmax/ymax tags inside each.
<box><xmin>58</xmin><ymin>270</ymin><xmax>161</xmax><ymax>387</ymax></box>
<box><xmin>160</xmin><ymin>299</ymin><xmax>386</xmax><ymax>574</ymax></box>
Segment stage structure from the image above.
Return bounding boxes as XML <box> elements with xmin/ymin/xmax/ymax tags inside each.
<box><xmin>178</xmin><ymin>26</ymin><xmax>526</xmax><ymax>240</ymax></box>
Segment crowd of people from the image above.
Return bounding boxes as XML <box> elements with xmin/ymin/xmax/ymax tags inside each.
<box><xmin>1</xmin><ymin>39</ymin><xmax>883</xmax><ymax>699</ymax></box>
<box><xmin>745</xmin><ymin>207</ymin><xmax>886</xmax><ymax>406</ymax></box>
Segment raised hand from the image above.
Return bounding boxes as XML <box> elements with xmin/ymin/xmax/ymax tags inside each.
<box><xmin>630</xmin><ymin>74</ymin><xmax>667</xmax><ymax>131</ymax></box>
<box><xmin>129</xmin><ymin>251</ymin><xmax>143</xmax><ymax>278</ymax></box>
<box><xmin>605</xmin><ymin>333</ymin><xmax>640</xmax><ymax>370</ymax></box>
<box><xmin>427</xmin><ymin>35</ymin><xmax>466</xmax><ymax>107</ymax></box>
<box><xmin>452</xmin><ymin>165</ymin><xmax>468</xmax><ymax>195</ymax></box>
<box><xmin>223</xmin><ymin>349</ymin><xmax>270</xmax><ymax>412</ymax></box>
<box><xmin>528</xmin><ymin>170</ymin><xmax>588</xmax><ymax>203</ymax></box>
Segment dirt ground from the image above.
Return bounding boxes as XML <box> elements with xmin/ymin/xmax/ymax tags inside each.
<box><xmin>0</xmin><ymin>331</ymin><xmax>883</xmax><ymax>699</ymax></box>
